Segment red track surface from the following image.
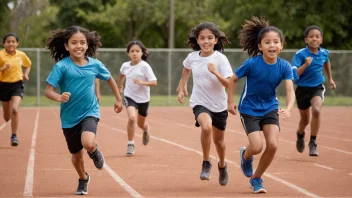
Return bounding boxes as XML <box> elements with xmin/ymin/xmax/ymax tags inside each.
<box><xmin>0</xmin><ymin>106</ymin><xmax>351</xmax><ymax>197</ymax></box>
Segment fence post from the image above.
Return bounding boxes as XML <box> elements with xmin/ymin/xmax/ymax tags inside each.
<box><xmin>36</xmin><ymin>49</ymin><xmax>40</xmax><ymax>106</ymax></box>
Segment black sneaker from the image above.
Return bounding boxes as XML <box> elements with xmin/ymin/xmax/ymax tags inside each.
<box><xmin>218</xmin><ymin>163</ymin><xmax>228</xmax><ymax>186</ymax></box>
<box><xmin>308</xmin><ymin>141</ymin><xmax>319</xmax><ymax>156</ymax></box>
<box><xmin>200</xmin><ymin>160</ymin><xmax>212</xmax><ymax>180</ymax></box>
<box><xmin>76</xmin><ymin>172</ymin><xmax>90</xmax><ymax>195</ymax></box>
<box><xmin>296</xmin><ymin>131</ymin><xmax>305</xmax><ymax>153</ymax></box>
<box><xmin>143</xmin><ymin>131</ymin><xmax>150</xmax><ymax>145</ymax></box>
<box><xmin>87</xmin><ymin>146</ymin><xmax>105</xmax><ymax>169</ymax></box>
<box><xmin>11</xmin><ymin>135</ymin><xmax>18</xmax><ymax>146</ymax></box>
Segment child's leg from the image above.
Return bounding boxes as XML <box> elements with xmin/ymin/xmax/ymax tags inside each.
<box><xmin>137</xmin><ymin>115</ymin><xmax>148</xmax><ymax>131</ymax></box>
<box><xmin>298</xmin><ymin>108</ymin><xmax>310</xmax><ymax>133</ymax></box>
<box><xmin>243</xmin><ymin>132</ymin><xmax>263</xmax><ymax>160</ymax></box>
<box><xmin>309</xmin><ymin>96</ymin><xmax>323</xmax><ymax>138</ymax></box>
<box><xmin>1</xmin><ymin>101</ymin><xmax>11</xmax><ymax>122</ymax></box>
<box><xmin>126</xmin><ymin>106</ymin><xmax>137</xmax><ymax>141</ymax></box>
<box><xmin>9</xmin><ymin>96</ymin><xmax>22</xmax><ymax>135</ymax></box>
<box><xmin>81</xmin><ymin>131</ymin><xmax>97</xmax><ymax>153</ymax></box>
<box><xmin>197</xmin><ymin>113</ymin><xmax>213</xmax><ymax>161</ymax></box>
<box><xmin>212</xmin><ymin>127</ymin><xmax>225</xmax><ymax>167</ymax></box>
<box><xmin>71</xmin><ymin>149</ymin><xmax>88</xmax><ymax>180</ymax></box>
<box><xmin>252</xmin><ymin>124</ymin><xmax>279</xmax><ymax>178</ymax></box>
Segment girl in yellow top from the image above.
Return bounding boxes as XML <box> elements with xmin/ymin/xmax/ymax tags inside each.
<box><xmin>0</xmin><ymin>33</ymin><xmax>31</xmax><ymax>146</ymax></box>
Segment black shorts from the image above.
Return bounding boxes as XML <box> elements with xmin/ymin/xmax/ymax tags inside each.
<box><xmin>296</xmin><ymin>84</ymin><xmax>325</xmax><ymax>110</ymax></box>
<box><xmin>123</xmin><ymin>96</ymin><xmax>149</xmax><ymax>117</ymax></box>
<box><xmin>62</xmin><ymin>116</ymin><xmax>99</xmax><ymax>154</ymax></box>
<box><xmin>0</xmin><ymin>80</ymin><xmax>24</xmax><ymax>102</ymax></box>
<box><xmin>240</xmin><ymin>110</ymin><xmax>280</xmax><ymax>135</ymax></box>
<box><xmin>193</xmin><ymin>105</ymin><xmax>228</xmax><ymax>131</ymax></box>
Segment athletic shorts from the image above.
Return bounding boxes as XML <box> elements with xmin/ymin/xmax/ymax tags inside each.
<box><xmin>123</xmin><ymin>96</ymin><xmax>149</xmax><ymax>117</ymax></box>
<box><xmin>62</xmin><ymin>116</ymin><xmax>99</xmax><ymax>154</ymax></box>
<box><xmin>240</xmin><ymin>110</ymin><xmax>280</xmax><ymax>135</ymax></box>
<box><xmin>296</xmin><ymin>84</ymin><xmax>325</xmax><ymax>110</ymax></box>
<box><xmin>0</xmin><ymin>80</ymin><xmax>24</xmax><ymax>102</ymax></box>
<box><xmin>192</xmin><ymin>105</ymin><xmax>228</xmax><ymax>131</ymax></box>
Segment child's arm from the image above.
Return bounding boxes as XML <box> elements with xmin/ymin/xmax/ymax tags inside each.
<box><xmin>22</xmin><ymin>67</ymin><xmax>31</xmax><ymax>80</ymax></box>
<box><xmin>95</xmin><ymin>79</ymin><xmax>101</xmax><ymax>103</ymax></box>
<box><xmin>323</xmin><ymin>60</ymin><xmax>336</xmax><ymax>90</ymax></box>
<box><xmin>176</xmin><ymin>78</ymin><xmax>188</xmax><ymax>96</ymax></box>
<box><xmin>117</xmin><ymin>73</ymin><xmax>125</xmax><ymax>94</ymax></box>
<box><xmin>296</xmin><ymin>57</ymin><xmax>312</xmax><ymax>76</ymax></box>
<box><xmin>227</xmin><ymin>74</ymin><xmax>239</xmax><ymax>115</ymax></box>
<box><xmin>44</xmin><ymin>84</ymin><xmax>70</xmax><ymax>102</ymax></box>
<box><xmin>177</xmin><ymin>67</ymin><xmax>191</xmax><ymax>103</ymax></box>
<box><xmin>208</xmin><ymin>63</ymin><xmax>230</xmax><ymax>88</ymax></box>
<box><xmin>133</xmin><ymin>79</ymin><xmax>157</xmax><ymax>86</ymax></box>
<box><xmin>0</xmin><ymin>63</ymin><xmax>10</xmax><ymax>71</ymax></box>
<box><xmin>279</xmin><ymin>80</ymin><xmax>295</xmax><ymax>120</ymax></box>
<box><xmin>106</xmin><ymin>76</ymin><xmax>123</xmax><ymax>113</ymax></box>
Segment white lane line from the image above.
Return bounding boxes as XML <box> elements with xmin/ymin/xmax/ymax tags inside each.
<box><xmin>101</xmin><ymin>123</ymin><xmax>320</xmax><ymax>198</ymax></box>
<box><xmin>313</xmin><ymin>163</ymin><xmax>334</xmax><ymax>171</ymax></box>
<box><xmin>23</xmin><ymin>109</ymin><xmax>40</xmax><ymax>197</ymax></box>
<box><xmin>0</xmin><ymin>122</ymin><xmax>7</xmax><ymax>131</ymax></box>
<box><xmin>104</xmin><ymin>164</ymin><xmax>143</xmax><ymax>198</ymax></box>
<box><xmin>319</xmin><ymin>135</ymin><xmax>352</xmax><ymax>142</ymax></box>
<box><xmin>348</xmin><ymin>173</ymin><xmax>352</xmax><ymax>176</ymax></box>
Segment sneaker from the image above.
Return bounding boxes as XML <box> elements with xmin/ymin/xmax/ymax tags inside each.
<box><xmin>308</xmin><ymin>141</ymin><xmax>319</xmax><ymax>156</ymax></box>
<box><xmin>126</xmin><ymin>144</ymin><xmax>135</xmax><ymax>155</ymax></box>
<box><xmin>11</xmin><ymin>135</ymin><xmax>18</xmax><ymax>146</ymax></box>
<box><xmin>240</xmin><ymin>147</ymin><xmax>253</xmax><ymax>177</ymax></box>
<box><xmin>218</xmin><ymin>163</ymin><xmax>228</xmax><ymax>186</ymax></box>
<box><xmin>76</xmin><ymin>172</ymin><xmax>90</xmax><ymax>195</ymax></box>
<box><xmin>200</xmin><ymin>160</ymin><xmax>212</xmax><ymax>180</ymax></box>
<box><xmin>87</xmin><ymin>146</ymin><xmax>105</xmax><ymax>169</ymax></box>
<box><xmin>296</xmin><ymin>131</ymin><xmax>305</xmax><ymax>153</ymax></box>
<box><xmin>249</xmin><ymin>177</ymin><xmax>267</xmax><ymax>193</ymax></box>
<box><xmin>143</xmin><ymin>131</ymin><xmax>150</xmax><ymax>145</ymax></box>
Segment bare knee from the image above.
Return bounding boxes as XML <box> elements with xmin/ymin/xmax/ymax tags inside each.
<box><xmin>11</xmin><ymin>108</ymin><xmax>19</xmax><ymax>117</ymax></box>
<box><xmin>300</xmin><ymin>117</ymin><xmax>310</xmax><ymax>126</ymax></box>
<box><xmin>213</xmin><ymin>139</ymin><xmax>225</xmax><ymax>149</ymax></box>
<box><xmin>128</xmin><ymin>115</ymin><xmax>136</xmax><ymax>124</ymax></box>
<box><xmin>250</xmin><ymin>144</ymin><xmax>263</xmax><ymax>155</ymax></box>
<box><xmin>201</xmin><ymin>125</ymin><xmax>212</xmax><ymax>136</ymax></box>
<box><xmin>83</xmin><ymin>142</ymin><xmax>96</xmax><ymax>152</ymax></box>
<box><xmin>311</xmin><ymin>108</ymin><xmax>321</xmax><ymax>118</ymax></box>
<box><xmin>265</xmin><ymin>141</ymin><xmax>278</xmax><ymax>153</ymax></box>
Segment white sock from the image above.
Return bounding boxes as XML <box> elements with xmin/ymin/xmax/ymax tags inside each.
<box><xmin>128</xmin><ymin>140</ymin><xmax>134</xmax><ymax>145</ymax></box>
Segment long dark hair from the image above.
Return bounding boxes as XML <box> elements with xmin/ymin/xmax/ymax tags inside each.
<box><xmin>126</xmin><ymin>40</ymin><xmax>149</xmax><ymax>61</ymax></box>
<box><xmin>238</xmin><ymin>16</ymin><xmax>284</xmax><ymax>57</ymax></box>
<box><xmin>45</xmin><ymin>26</ymin><xmax>102</xmax><ymax>62</ymax></box>
<box><xmin>186</xmin><ymin>22</ymin><xmax>230</xmax><ymax>52</ymax></box>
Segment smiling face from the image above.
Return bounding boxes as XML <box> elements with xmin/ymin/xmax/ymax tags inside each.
<box><xmin>305</xmin><ymin>29</ymin><xmax>323</xmax><ymax>52</ymax></box>
<box><xmin>197</xmin><ymin>29</ymin><xmax>218</xmax><ymax>57</ymax></box>
<box><xmin>258</xmin><ymin>31</ymin><xmax>283</xmax><ymax>64</ymax></box>
<box><xmin>3</xmin><ymin>36</ymin><xmax>19</xmax><ymax>54</ymax></box>
<box><xmin>64</xmin><ymin>32</ymin><xmax>88</xmax><ymax>61</ymax></box>
<box><xmin>127</xmin><ymin>44</ymin><xmax>143</xmax><ymax>65</ymax></box>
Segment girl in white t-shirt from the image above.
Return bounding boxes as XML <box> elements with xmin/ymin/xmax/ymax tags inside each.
<box><xmin>177</xmin><ymin>22</ymin><xmax>233</xmax><ymax>186</ymax></box>
<box><xmin>117</xmin><ymin>40</ymin><xmax>157</xmax><ymax>156</ymax></box>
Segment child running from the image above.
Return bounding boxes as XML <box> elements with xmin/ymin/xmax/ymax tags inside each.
<box><xmin>117</xmin><ymin>40</ymin><xmax>157</xmax><ymax>156</ymax></box>
<box><xmin>227</xmin><ymin>16</ymin><xmax>295</xmax><ymax>193</ymax></box>
<box><xmin>292</xmin><ymin>25</ymin><xmax>336</xmax><ymax>156</ymax></box>
<box><xmin>0</xmin><ymin>33</ymin><xmax>31</xmax><ymax>146</ymax></box>
<box><xmin>177</xmin><ymin>22</ymin><xmax>233</xmax><ymax>186</ymax></box>
<box><xmin>44</xmin><ymin>26</ymin><xmax>123</xmax><ymax>195</ymax></box>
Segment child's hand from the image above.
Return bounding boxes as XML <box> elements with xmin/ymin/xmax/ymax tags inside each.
<box><xmin>227</xmin><ymin>103</ymin><xmax>237</xmax><ymax>115</ymax></box>
<box><xmin>177</xmin><ymin>90</ymin><xmax>184</xmax><ymax>103</ymax></box>
<box><xmin>279</xmin><ymin>108</ymin><xmax>291</xmax><ymax>120</ymax></box>
<box><xmin>305</xmin><ymin>57</ymin><xmax>313</xmax><ymax>66</ymax></box>
<box><xmin>176</xmin><ymin>84</ymin><xmax>188</xmax><ymax>96</ymax></box>
<box><xmin>133</xmin><ymin>79</ymin><xmax>143</xmax><ymax>85</ymax></box>
<box><xmin>22</xmin><ymin>74</ymin><xmax>29</xmax><ymax>80</ymax></box>
<box><xmin>208</xmin><ymin>63</ymin><xmax>216</xmax><ymax>74</ymax></box>
<box><xmin>96</xmin><ymin>95</ymin><xmax>101</xmax><ymax>104</ymax></box>
<box><xmin>114</xmin><ymin>100</ymin><xmax>123</xmax><ymax>113</ymax></box>
<box><xmin>0</xmin><ymin>63</ymin><xmax>10</xmax><ymax>71</ymax></box>
<box><xmin>329</xmin><ymin>79</ymin><xmax>336</xmax><ymax>90</ymax></box>
<box><xmin>60</xmin><ymin>92</ymin><xmax>71</xmax><ymax>103</ymax></box>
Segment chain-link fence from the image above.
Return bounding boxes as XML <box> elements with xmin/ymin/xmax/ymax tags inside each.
<box><xmin>19</xmin><ymin>48</ymin><xmax>352</xmax><ymax>105</ymax></box>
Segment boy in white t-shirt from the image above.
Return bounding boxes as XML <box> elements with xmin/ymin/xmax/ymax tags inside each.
<box><xmin>117</xmin><ymin>40</ymin><xmax>157</xmax><ymax>156</ymax></box>
<box><xmin>177</xmin><ymin>22</ymin><xmax>233</xmax><ymax>186</ymax></box>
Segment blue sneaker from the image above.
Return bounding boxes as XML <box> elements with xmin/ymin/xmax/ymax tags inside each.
<box><xmin>249</xmin><ymin>177</ymin><xmax>267</xmax><ymax>193</ymax></box>
<box><xmin>11</xmin><ymin>135</ymin><xmax>19</xmax><ymax>146</ymax></box>
<box><xmin>240</xmin><ymin>147</ymin><xmax>253</xmax><ymax>177</ymax></box>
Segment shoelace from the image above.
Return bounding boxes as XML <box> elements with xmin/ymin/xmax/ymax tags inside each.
<box><xmin>89</xmin><ymin>151</ymin><xmax>100</xmax><ymax>162</ymax></box>
<box><xmin>243</xmin><ymin>158</ymin><xmax>252</xmax><ymax>168</ymax></box>
<box><xmin>78</xmin><ymin>179</ymin><xmax>87</xmax><ymax>190</ymax></box>
<box><xmin>252</xmin><ymin>178</ymin><xmax>264</xmax><ymax>187</ymax></box>
<box><xmin>202</xmin><ymin>162</ymin><xmax>211</xmax><ymax>171</ymax></box>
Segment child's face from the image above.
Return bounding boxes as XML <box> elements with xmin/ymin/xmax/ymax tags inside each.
<box><xmin>64</xmin><ymin>32</ymin><xmax>88</xmax><ymax>60</ymax></box>
<box><xmin>127</xmin><ymin>44</ymin><xmax>143</xmax><ymax>64</ymax></box>
<box><xmin>3</xmin><ymin>36</ymin><xmax>19</xmax><ymax>53</ymax></box>
<box><xmin>258</xmin><ymin>31</ymin><xmax>283</xmax><ymax>63</ymax></box>
<box><xmin>305</xmin><ymin>29</ymin><xmax>323</xmax><ymax>49</ymax></box>
<box><xmin>197</xmin><ymin>29</ymin><xmax>218</xmax><ymax>55</ymax></box>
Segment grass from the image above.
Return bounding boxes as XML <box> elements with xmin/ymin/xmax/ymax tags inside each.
<box><xmin>21</xmin><ymin>95</ymin><xmax>352</xmax><ymax>107</ymax></box>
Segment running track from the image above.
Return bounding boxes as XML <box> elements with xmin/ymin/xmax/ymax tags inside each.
<box><xmin>0</xmin><ymin>107</ymin><xmax>351</xmax><ymax>197</ymax></box>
